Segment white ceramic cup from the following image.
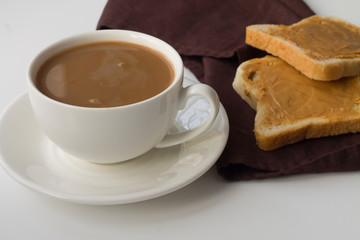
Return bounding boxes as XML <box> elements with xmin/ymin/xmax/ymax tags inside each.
<box><xmin>27</xmin><ymin>30</ymin><xmax>220</xmax><ymax>163</ymax></box>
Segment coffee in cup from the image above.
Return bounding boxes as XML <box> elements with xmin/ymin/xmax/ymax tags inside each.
<box><xmin>36</xmin><ymin>41</ymin><xmax>174</xmax><ymax>108</ymax></box>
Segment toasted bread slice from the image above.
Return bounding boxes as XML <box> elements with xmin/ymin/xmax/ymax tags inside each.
<box><xmin>233</xmin><ymin>56</ymin><xmax>360</xmax><ymax>150</ymax></box>
<box><xmin>246</xmin><ymin>15</ymin><xmax>360</xmax><ymax>81</ymax></box>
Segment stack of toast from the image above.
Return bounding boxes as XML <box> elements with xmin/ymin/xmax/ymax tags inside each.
<box><xmin>233</xmin><ymin>15</ymin><xmax>360</xmax><ymax>150</ymax></box>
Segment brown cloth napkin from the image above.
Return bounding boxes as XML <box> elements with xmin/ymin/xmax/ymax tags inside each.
<box><xmin>97</xmin><ymin>0</ymin><xmax>360</xmax><ymax>180</ymax></box>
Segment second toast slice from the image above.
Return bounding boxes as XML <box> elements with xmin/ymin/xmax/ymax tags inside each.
<box><xmin>233</xmin><ymin>56</ymin><xmax>360</xmax><ymax>150</ymax></box>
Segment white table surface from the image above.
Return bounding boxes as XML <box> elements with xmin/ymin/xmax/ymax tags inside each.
<box><xmin>1</xmin><ymin>0</ymin><xmax>360</xmax><ymax>239</ymax></box>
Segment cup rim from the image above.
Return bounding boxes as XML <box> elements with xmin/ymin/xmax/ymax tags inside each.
<box><xmin>27</xmin><ymin>29</ymin><xmax>184</xmax><ymax>110</ymax></box>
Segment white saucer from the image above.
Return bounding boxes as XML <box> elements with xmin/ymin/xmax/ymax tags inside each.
<box><xmin>0</xmin><ymin>76</ymin><xmax>229</xmax><ymax>205</ymax></box>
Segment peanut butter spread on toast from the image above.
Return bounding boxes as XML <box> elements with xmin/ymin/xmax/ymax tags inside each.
<box><xmin>268</xmin><ymin>15</ymin><xmax>360</xmax><ymax>60</ymax></box>
<box><xmin>244</xmin><ymin>57</ymin><xmax>360</xmax><ymax>125</ymax></box>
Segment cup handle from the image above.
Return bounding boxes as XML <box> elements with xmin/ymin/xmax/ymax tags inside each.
<box><xmin>155</xmin><ymin>83</ymin><xmax>220</xmax><ymax>148</ymax></box>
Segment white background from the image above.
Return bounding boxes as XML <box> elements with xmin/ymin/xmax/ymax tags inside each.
<box><xmin>1</xmin><ymin>0</ymin><xmax>360</xmax><ymax>239</ymax></box>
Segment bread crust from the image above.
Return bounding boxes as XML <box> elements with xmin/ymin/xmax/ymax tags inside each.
<box><xmin>255</xmin><ymin>106</ymin><xmax>360</xmax><ymax>150</ymax></box>
<box><xmin>246</xmin><ymin>16</ymin><xmax>360</xmax><ymax>81</ymax></box>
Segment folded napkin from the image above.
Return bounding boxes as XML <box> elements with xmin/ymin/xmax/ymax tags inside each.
<box><xmin>97</xmin><ymin>0</ymin><xmax>360</xmax><ymax>180</ymax></box>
